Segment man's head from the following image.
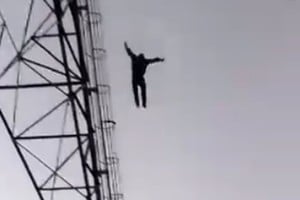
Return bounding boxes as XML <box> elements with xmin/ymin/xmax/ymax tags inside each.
<box><xmin>138</xmin><ymin>53</ymin><xmax>145</xmax><ymax>59</ymax></box>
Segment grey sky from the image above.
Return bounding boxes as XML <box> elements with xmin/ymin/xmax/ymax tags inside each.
<box><xmin>1</xmin><ymin>0</ymin><xmax>300</xmax><ymax>200</ymax></box>
<box><xmin>103</xmin><ymin>0</ymin><xmax>300</xmax><ymax>200</ymax></box>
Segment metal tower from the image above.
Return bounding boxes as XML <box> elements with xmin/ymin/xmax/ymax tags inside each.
<box><xmin>0</xmin><ymin>0</ymin><xmax>122</xmax><ymax>200</ymax></box>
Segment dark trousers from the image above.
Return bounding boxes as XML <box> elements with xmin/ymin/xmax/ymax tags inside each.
<box><xmin>132</xmin><ymin>78</ymin><xmax>147</xmax><ymax>108</ymax></box>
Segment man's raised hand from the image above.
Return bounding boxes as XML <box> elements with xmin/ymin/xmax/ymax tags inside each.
<box><xmin>124</xmin><ymin>41</ymin><xmax>129</xmax><ymax>48</ymax></box>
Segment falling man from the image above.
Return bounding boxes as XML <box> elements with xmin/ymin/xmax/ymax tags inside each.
<box><xmin>124</xmin><ymin>41</ymin><xmax>165</xmax><ymax>108</ymax></box>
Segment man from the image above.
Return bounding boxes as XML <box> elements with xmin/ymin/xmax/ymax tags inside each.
<box><xmin>124</xmin><ymin>41</ymin><xmax>165</xmax><ymax>108</ymax></box>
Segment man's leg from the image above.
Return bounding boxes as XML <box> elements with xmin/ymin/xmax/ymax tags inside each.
<box><xmin>132</xmin><ymin>82</ymin><xmax>140</xmax><ymax>107</ymax></box>
<box><xmin>140</xmin><ymin>79</ymin><xmax>147</xmax><ymax>108</ymax></box>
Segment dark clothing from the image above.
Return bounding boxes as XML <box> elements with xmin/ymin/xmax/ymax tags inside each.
<box><xmin>125</xmin><ymin>43</ymin><xmax>163</xmax><ymax>108</ymax></box>
<box><xmin>132</xmin><ymin>78</ymin><xmax>146</xmax><ymax>107</ymax></box>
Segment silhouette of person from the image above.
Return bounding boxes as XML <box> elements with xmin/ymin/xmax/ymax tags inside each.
<box><xmin>124</xmin><ymin>41</ymin><xmax>165</xmax><ymax>108</ymax></box>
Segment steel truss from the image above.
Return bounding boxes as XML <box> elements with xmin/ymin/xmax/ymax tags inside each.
<box><xmin>0</xmin><ymin>0</ymin><xmax>122</xmax><ymax>200</ymax></box>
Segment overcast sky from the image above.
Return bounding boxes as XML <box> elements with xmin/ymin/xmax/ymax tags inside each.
<box><xmin>1</xmin><ymin>0</ymin><xmax>300</xmax><ymax>200</ymax></box>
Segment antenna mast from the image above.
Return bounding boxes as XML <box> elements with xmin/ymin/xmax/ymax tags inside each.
<box><xmin>0</xmin><ymin>1</ymin><xmax>122</xmax><ymax>200</ymax></box>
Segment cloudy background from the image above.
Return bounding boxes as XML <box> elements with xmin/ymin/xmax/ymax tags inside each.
<box><xmin>1</xmin><ymin>0</ymin><xmax>300</xmax><ymax>199</ymax></box>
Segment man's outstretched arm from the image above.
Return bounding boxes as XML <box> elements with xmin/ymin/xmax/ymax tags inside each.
<box><xmin>124</xmin><ymin>42</ymin><xmax>136</xmax><ymax>58</ymax></box>
<box><xmin>147</xmin><ymin>57</ymin><xmax>165</xmax><ymax>64</ymax></box>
